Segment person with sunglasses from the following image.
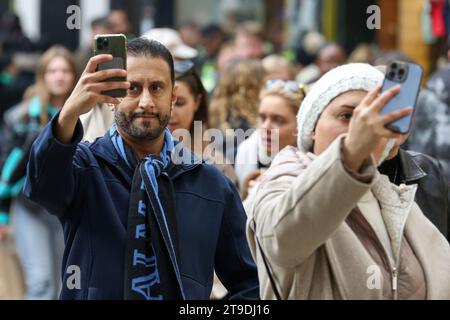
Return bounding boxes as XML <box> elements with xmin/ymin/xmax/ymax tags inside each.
<box><xmin>235</xmin><ymin>80</ymin><xmax>306</xmax><ymax>199</ymax></box>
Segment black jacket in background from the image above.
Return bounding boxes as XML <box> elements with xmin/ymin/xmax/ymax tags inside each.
<box><xmin>379</xmin><ymin>149</ymin><xmax>449</xmax><ymax>240</ymax></box>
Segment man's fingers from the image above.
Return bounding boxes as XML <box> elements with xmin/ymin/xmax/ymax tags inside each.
<box><xmin>84</xmin><ymin>54</ymin><xmax>113</xmax><ymax>74</ymax></box>
<box><xmin>381</xmin><ymin>106</ymin><xmax>413</xmax><ymax>124</ymax></box>
<box><xmin>84</xmin><ymin>69</ymin><xmax>127</xmax><ymax>83</ymax></box>
<box><xmin>93</xmin><ymin>93</ymin><xmax>122</xmax><ymax>105</ymax></box>
<box><xmin>89</xmin><ymin>81</ymin><xmax>130</xmax><ymax>92</ymax></box>
<box><xmin>372</xmin><ymin>85</ymin><xmax>401</xmax><ymax>111</ymax></box>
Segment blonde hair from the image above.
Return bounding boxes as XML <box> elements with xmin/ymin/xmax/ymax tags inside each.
<box><xmin>261</xmin><ymin>54</ymin><xmax>292</xmax><ymax>78</ymax></box>
<box><xmin>259</xmin><ymin>83</ymin><xmax>306</xmax><ymax>115</ymax></box>
<box><xmin>235</xmin><ymin>21</ymin><xmax>264</xmax><ymax>40</ymax></box>
<box><xmin>23</xmin><ymin>46</ymin><xmax>78</xmax><ymax>125</ymax></box>
<box><xmin>209</xmin><ymin>60</ymin><xmax>265</xmax><ymax>131</ymax></box>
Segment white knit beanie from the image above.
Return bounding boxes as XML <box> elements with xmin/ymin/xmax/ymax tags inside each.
<box><xmin>297</xmin><ymin>63</ymin><xmax>385</xmax><ymax>152</ymax></box>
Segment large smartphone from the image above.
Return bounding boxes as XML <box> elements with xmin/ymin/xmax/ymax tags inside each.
<box><xmin>93</xmin><ymin>34</ymin><xmax>127</xmax><ymax>98</ymax></box>
<box><xmin>380</xmin><ymin>61</ymin><xmax>423</xmax><ymax>134</ymax></box>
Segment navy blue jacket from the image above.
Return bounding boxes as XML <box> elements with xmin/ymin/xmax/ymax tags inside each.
<box><xmin>24</xmin><ymin>114</ymin><xmax>259</xmax><ymax>300</ymax></box>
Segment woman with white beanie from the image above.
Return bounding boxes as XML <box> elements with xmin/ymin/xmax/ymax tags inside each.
<box><xmin>245</xmin><ymin>63</ymin><xmax>450</xmax><ymax>299</ymax></box>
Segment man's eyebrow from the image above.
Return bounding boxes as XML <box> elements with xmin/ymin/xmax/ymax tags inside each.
<box><xmin>128</xmin><ymin>80</ymin><xmax>142</xmax><ymax>86</ymax></box>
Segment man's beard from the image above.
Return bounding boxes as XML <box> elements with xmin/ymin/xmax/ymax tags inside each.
<box><xmin>115</xmin><ymin>108</ymin><xmax>171</xmax><ymax>141</ymax></box>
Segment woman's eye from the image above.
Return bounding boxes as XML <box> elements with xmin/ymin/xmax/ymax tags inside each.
<box><xmin>273</xmin><ymin>117</ymin><xmax>286</xmax><ymax>126</ymax></box>
<box><xmin>175</xmin><ymin>100</ymin><xmax>185</xmax><ymax>107</ymax></box>
<box><xmin>338</xmin><ymin>112</ymin><xmax>353</xmax><ymax>121</ymax></box>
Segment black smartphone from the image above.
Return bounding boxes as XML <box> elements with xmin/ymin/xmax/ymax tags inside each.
<box><xmin>93</xmin><ymin>34</ymin><xmax>127</xmax><ymax>98</ymax></box>
<box><xmin>380</xmin><ymin>60</ymin><xmax>423</xmax><ymax>134</ymax></box>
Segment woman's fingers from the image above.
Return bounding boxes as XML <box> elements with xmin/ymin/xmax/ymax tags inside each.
<box><xmin>371</xmin><ymin>85</ymin><xmax>401</xmax><ymax>112</ymax></box>
<box><xmin>381</xmin><ymin>106</ymin><xmax>413</xmax><ymax>124</ymax></box>
<box><xmin>360</xmin><ymin>84</ymin><xmax>381</xmax><ymax>107</ymax></box>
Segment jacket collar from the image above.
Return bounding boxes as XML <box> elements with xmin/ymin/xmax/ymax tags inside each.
<box><xmin>89</xmin><ymin>130</ymin><xmax>202</xmax><ymax>181</ymax></box>
<box><xmin>398</xmin><ymin>149</ymin><xmax>427</xmax><ymax>183</ymax></box>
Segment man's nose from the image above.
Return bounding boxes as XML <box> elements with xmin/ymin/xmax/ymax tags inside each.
<box><xmin>139</xmin><ymin>89</ymin><xmax>156</xmax><ymax>110</ymax></box>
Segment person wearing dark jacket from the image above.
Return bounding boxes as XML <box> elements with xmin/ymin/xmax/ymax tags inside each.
<box><xmin>23</xmin><ymin>38</ymin><xmax>259</xmax><ymax>300</ymax></box>
<box><xmin>379</xmin><ymin>137</ymin><xmax>449</xmax><ymax>240</ymax></box>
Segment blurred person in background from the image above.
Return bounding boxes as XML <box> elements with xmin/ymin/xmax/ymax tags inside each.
<box><xmin>178</xmin><ymin>21</ymin><xmax>202</xmax><ymax>50</ymax></box>
<box><xmin>295</xmin><ymin>31</ymin><xmax>327</xmax><ymax>84</ymax></box>
<box><xmin>0</xmin><ymin>12</ymin><xmax>34</xmax><ymax>53</ymax></box>
<box><xmin>197</xmin><ymin>24</ymin><xmax>227</xmax><ymax>93</ymax></box>
<box><xmin>348</xmin><ymin>43</ymin><xmax>381</xmax><ymax>65</ymax></box>
<box><xmin>235</xmin><ymin>80</ymin><xmax>305</xmax><ymax>198</ymax></box>
<box><xmin>233</xmin><ymin>21</ymin><xmax>267</xmax><ymax>61</ymax></box>
<box><xmin>297</xmin><ymin>42</ymin><xmax>346</xmax><ymax>84</ymax></box>
<box><xmin>0</xmin><ymin>52</ymin><xmax>35</xmax><ymax>123</ymax></box>
<box><xmin>142</xmin><ymin>28</ymin><xmax>198</xmax><ymax>61</ymax></box>
<box><xmin>262</xmin><ymin>55</ymin><xmax>294</xmax><ymax>81</ymax></box>
<box><xmin>108</xmin><ymin>9</ymin><xmax>135</xmax><ymax>39</ymax></box>
<box><xmin>210</xmin><ymin>60</ymin><xmax>265</xmax><ymax>133</ymax></box>
<box><xmin>0</xmin><ymin>46</ymin><xmax>78</xmax><ymax>299</ymax></box>
<box><xmin>209</xmin><ymin>60</ymin><xmax>266</xmax><ymax>160</ymax></box>
<box><xmin>216</xmin><ymin>41</ymin><xmax>237</xmax><ymax>75</ymax></box>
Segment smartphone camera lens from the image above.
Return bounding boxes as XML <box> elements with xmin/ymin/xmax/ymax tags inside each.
<box><xmin>388</xmin><ymin>71</ymin><xmax>396</xmax><ymax>79</ymax></box>
<box><xmin>391</xmin><ymin>62</ymin><xmax>397</xmax><ymax>69</ymax></box>
<box><xmin>97</xmin><ymin>38</ymin><xmax>103</xmax><ymax>50</ymax></box>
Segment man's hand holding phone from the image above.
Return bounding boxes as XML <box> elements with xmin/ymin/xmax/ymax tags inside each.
<box><xmin>56</xmin><ymin>54</ymin><xmax>130</xmax><ymax>144</ymax></box>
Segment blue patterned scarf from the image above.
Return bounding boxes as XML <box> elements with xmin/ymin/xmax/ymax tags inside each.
<box><xmin>110</xmin><ymin>125</ymin><xmax>184</xmax><ymax>300</ymax></box>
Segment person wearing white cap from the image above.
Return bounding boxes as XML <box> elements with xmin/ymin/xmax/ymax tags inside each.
<box><xmin>246</xmin><ymin>63</ymin><xmax>450</xmax><ymax>300</ymax></box>
<box><xmin>141</xmin><ymin>28</ymin><xmax>198</xmax><ymax>60</ymax></box>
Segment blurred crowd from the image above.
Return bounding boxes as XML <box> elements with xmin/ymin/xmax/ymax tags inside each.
<box><xmin>0</xmin><ymin>7</ymin><xmax>450</xmax><ymax>300</ymax></box>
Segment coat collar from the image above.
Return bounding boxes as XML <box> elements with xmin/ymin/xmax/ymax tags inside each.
<box><xmin>88</xmin><ymin>130</ymin><xmax>202</xmax><ymax>182</ymax></box>
<box><xmin>398</xmin><ymin>149</ymin><xmax>427</xmax><ymax>183</ymax></box>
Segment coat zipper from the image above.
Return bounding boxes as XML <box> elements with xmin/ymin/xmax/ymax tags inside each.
<box><xmin>392</xmin><ymin>267</ymin><xmax>398</xmax><ymax>300</ymax></box>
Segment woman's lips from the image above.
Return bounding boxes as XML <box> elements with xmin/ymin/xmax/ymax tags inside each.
<box><xmin>168</xmin><ymin>122</ymin><xmax>179</xmax><ymax>131</ymax></box>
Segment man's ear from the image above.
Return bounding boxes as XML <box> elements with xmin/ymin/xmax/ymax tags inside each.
<box><xmin>172</xmin><ymin>84</ymin><xmax>179</xmax><ymax>105</ymax></box>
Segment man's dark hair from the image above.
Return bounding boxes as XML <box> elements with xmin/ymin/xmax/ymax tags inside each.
<box><xmin>201</xmin><ymin>24</ymin><xmax>224</xmax><ymax>39</ymax></box>
<box><xmin>127</xmin><ymin>37</ymin><xmax>175</xmax><ymax>84</ymax></box>
<box><xmin>91</xmin><ymin>16</ymin><xmax>112</xmax><ymax>30</ymax></box>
